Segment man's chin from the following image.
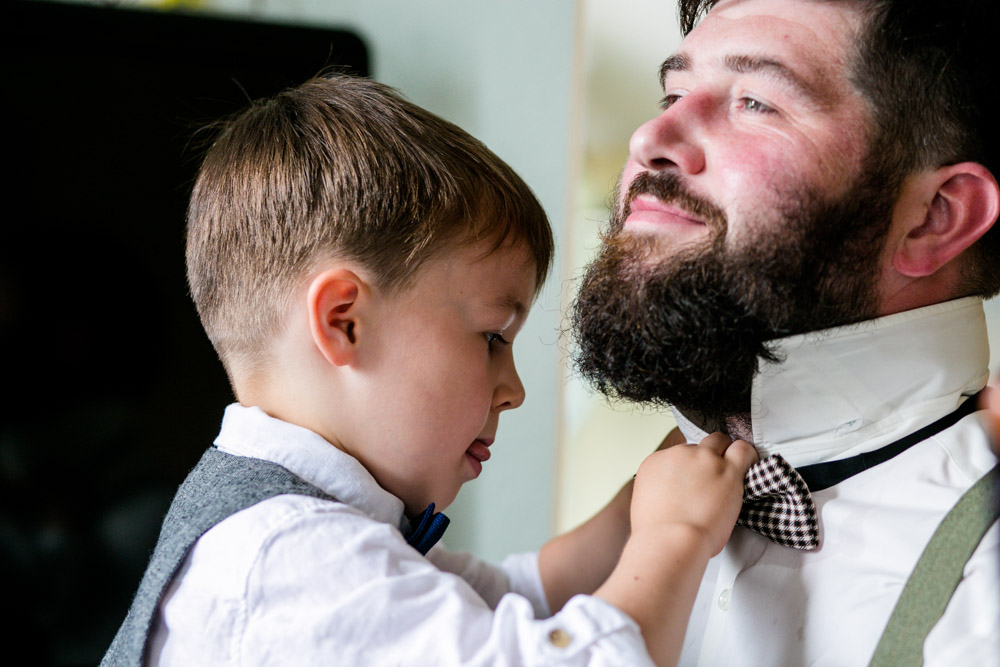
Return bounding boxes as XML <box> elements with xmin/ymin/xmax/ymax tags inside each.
<box><xmin>569</xmin><ymin>238</ymin><xmax>774</xmax><ymax>424</ymax></box>
<box><xmin>605</xmin><ymin>226</ymin><xmax>717</xmax><ymax>274</ymax></box>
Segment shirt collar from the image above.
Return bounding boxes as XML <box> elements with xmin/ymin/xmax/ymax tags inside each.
<box><xmin>674</xmin><ymin>297</ymin><xmax>990</xmax><ymax>467</ymax></box>
<box><xmin>213</xmin><ymin>404</ymin><xmax>406</xmax><ymax>529</ymax></box>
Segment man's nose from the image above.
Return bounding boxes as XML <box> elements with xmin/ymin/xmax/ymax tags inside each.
<box><xmin>493</xmin><ymin>360</ymin><xmax>526</xmax><ymax>413</ymax></box>
<box><xmin>628</xmin><ymin>95</ymin><xmax>708</xmax><ymax>175</ymax></box>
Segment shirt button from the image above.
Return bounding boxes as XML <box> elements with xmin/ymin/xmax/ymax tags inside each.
<box><xmin>548</xmin><ymin>628</ymin><xmax>572</xmax><ymax>648</ymax></box>
<box><xmin>836</xmin><ymin>418</ymin><xmax>862</xmax><ymax>436</ymax></box>
<box><xmin>718</xmin><ymin>589</ymin><xmax>732</xmax><ymax>611</ymax></box>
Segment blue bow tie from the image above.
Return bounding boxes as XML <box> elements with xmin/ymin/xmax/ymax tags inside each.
<box><xmin>405</xmin><ymin>503</ymin><xmax>450</xmax><ymax>555</ymax></box>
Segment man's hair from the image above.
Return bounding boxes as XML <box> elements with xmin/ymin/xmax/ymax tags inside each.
<box><xmin>678</xmin><ymin>0</ymin><xmax>1000</xmax><ymax>297</ymax></box>
<box><xmin>186</xmin><ymin>74</ymin><xmax>553</xmax><ymax>378</ymax></box>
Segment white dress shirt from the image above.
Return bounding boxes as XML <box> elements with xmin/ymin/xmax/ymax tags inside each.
<box><xmin>675</xmin><ymin>297</ymin><xmax>1000</xmax><ymax>667</ymax></box>
<box><xmin>148</xmin><ymin>404</ymin><xmax>653</xmax><ymax>666</ymax></box>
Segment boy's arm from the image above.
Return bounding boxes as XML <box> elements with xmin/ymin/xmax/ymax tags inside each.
<box><xmin>594</xmin><ymin>433</ymin><xmax>755</xmax><ymax>666</ymax></box>
<box><xmin>538</xmin><ymin>427</ymin><xmax>688</xmax><ymax>612</ymax></box>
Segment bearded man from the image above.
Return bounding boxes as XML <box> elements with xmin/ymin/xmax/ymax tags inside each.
<box><xmin>572</xmin><ymin>0</ymin><xmax>999</xmax><ymax>664</ymax></box>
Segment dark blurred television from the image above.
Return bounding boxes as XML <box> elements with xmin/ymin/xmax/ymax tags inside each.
<box><xmin>0</xmin><ymin>2</ymin><xmax>368</xmax><ymax>664</ymax></box>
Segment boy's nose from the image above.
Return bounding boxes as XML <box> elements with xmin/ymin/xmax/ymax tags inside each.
<box><xmin>494</xmin><ymin>362</ymin><xmax>525</xmax><ymax>412</ymax></box>
<box><xmin>628</xmin><ymin>95</ymin><xmax>708</xmax><ymax>176</ymax></box>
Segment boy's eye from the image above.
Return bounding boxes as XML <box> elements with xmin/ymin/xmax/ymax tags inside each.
<box><xmin>485</xmin><ymin>332</ymin><xmax>510</xmax><ymax>350</ymax></box>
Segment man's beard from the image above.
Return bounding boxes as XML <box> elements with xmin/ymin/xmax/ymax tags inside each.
<box><xmin>570</xmin><ymin>169</ymin><xmax>895</xmax><ymax>431</ymax></box>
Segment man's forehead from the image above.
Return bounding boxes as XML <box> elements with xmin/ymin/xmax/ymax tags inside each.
<box><xmin>666</xmin><ymin>0</ymin><xmax>861</xmax><ymax>93</ymax></box>
<box><xmin>694</xmin><ymin>0</ymin><xmax>863</xmax><ymax>43</ymax></box>
<box><xmin>712</xmin><ymin>0</ymin><xmax>751</xmax><ymax>12</ymax></box>
<box><xmin>706</xmin><ymin>0</ymin><xmax>860</xmax><ymax>20</ymax></box>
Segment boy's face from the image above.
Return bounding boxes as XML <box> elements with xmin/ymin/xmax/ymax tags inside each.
<box><xmin>351</xmin><ymin>239</ymin><xmax>536</xmax><ymax>517</ymax></box>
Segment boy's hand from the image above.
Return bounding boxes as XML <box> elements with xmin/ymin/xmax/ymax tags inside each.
<box><xmin>631</xmin><ymin>433</ymin><xmax>758</xmax><ymax>556</ymax></box>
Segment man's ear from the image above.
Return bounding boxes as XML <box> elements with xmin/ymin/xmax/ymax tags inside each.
<box><xmin>891</xmin><ymin>162</ymin><xmax>1000</xmax><ymax>278</ymax></box>
<box><xmin>306</xmin><ymin>268</ymin><xmax>366</xmax><ymax>367</ymax></box>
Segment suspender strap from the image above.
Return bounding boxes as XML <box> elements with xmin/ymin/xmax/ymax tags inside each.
<box><xmin>869</xmin><ymin>463</ymin><xmax>1000</xmax><ymax>667</ymax></box>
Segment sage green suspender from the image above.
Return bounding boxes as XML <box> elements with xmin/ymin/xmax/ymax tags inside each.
<box><xmin>869</xmin><ymin>463</ymin><xmax>1000</xmax><ymax>667</ymax></box>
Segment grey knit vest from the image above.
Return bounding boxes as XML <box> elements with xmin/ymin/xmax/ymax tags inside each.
<box><xmin>101</xmin><ymin>447</ymin><xmax>337</xmax><ymax>667</ymax></box>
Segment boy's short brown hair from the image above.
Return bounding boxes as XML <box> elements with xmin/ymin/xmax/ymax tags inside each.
<box><xmin>186</xmin><ymin>74</ymin><xmax>553</xmax><ymax>379</ymax></box>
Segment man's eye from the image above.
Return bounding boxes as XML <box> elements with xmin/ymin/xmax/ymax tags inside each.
<box><xmin>485</xmin><ymin>332</ymin><xmax>510</xmax><ymax>349</ymax></box>
<box><xmin>659</xmin><ymin>94</ymin><xmax>682</xmax><ymax>110</ymax></box>
<box><xmin>738</xmin><ymin>97</ymin><xmax>774</xmax><ymax>114</ymax></box>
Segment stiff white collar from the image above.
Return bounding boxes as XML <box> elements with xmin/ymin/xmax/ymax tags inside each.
<box><xmin>213</xmin><ymin>403</ymin><xmax>407</xmax><ymax>529</ymax></box>
<box><xmin>673</xmin><ymin>297</ymin><xmax>991</xmax><ymax>467</ymax></box>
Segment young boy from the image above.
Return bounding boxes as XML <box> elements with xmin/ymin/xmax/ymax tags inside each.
<box><xmin>103</xmin><ymin>74</ymin><xmax>756</xmax><ymax>667</ymax></box>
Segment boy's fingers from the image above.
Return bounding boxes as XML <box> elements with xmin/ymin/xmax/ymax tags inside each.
<box><xmin>724</xmin><ymin>439</ymin><xmax>759</xmax><ymax>472</ymax></box>
<box><xmin>699</xmin><ymin>431</ymin><xmax>733</xmax><ymax>455</ymax></box>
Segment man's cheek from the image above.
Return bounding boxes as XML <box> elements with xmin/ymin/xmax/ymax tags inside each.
<box><xmin>719</xmin><ymin>145</ymin><xmax>789</xmax><ymax>198</ymax></box>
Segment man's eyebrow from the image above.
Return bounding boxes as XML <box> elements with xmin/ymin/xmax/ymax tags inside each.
<box><xmin>658</xmin><ymin>53</ymin><xmax>691</xmax><ymax>88</ymax></box>
<box><xmin>724</xmin><ymin>54</ymin><xmax>830</xmax><ymax>107</ymax></box>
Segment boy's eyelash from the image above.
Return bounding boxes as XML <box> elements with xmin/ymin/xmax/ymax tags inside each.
<box><xmin>485</xmin><ymin>332</ymin><xmax>510</xmax><ymax>348</ymax></box>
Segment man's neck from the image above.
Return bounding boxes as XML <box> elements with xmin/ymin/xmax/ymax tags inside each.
<box><xmin>675</xmin><ymin>406</ymin><xmax>754</xmax><ymax>443</ymax></box>
<box><xmin>725</xmin><ymin>413</ymin><xmax>754</xmax><ymax>443</ymax></box>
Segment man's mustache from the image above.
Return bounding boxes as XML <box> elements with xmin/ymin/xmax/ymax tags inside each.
<box><xmin>618</xmin><ymin>171</ymin><xmax>728</xmax><ymax>235</ymax></box>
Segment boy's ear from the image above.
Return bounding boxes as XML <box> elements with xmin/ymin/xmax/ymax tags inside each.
<box><xmin>306</xmin><ymin>268</ymin><xmax>367</xmax><ymax>367</ymax></box>
<box><xmin>890</xmin><ymin>162</ymin><xmax>1000</xmax><ymax>278</ymax></box>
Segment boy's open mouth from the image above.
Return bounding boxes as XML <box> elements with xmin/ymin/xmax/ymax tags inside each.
<box><xmin>466</xmin><ymin>439</ymin><xmax>492</xmax><ymax>463</ymax></box>
<box><xmin>465</xmin><ymin>439</ymin><xmax>492</xmax><ymax>477</ymax></box>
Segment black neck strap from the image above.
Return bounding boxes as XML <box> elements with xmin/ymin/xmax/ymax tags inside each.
<box><xmin>796</xmin><ymin>392</ymin><xmax>984</xmax><ymax>492</ymax></box>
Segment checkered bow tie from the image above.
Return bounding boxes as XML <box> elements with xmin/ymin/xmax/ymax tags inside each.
<box><xmin>737</xmin><ymin>454</ymin><xmax>820</xmax><ymax>550</ymax></box>
<box><xmin>732</xmin><ymin>392</ymin><xmax>984</xmax><ymax>551</ymax></box>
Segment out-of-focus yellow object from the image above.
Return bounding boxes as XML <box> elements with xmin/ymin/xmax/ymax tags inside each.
<box><xmin>149</xmin><ymin>0</ymin><xmax>207</xmax><ymax>10</ymax></box>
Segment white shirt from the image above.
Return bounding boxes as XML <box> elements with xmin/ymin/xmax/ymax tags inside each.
<box><xmin>148</xmin><ymin>404</ymin><xmax>653</xmax><ymax>666</ymax></box>
<box><xmin>675</xmin><ymin>297</ymin><xmax>1000</xmax><ymax>667</ymax></box>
